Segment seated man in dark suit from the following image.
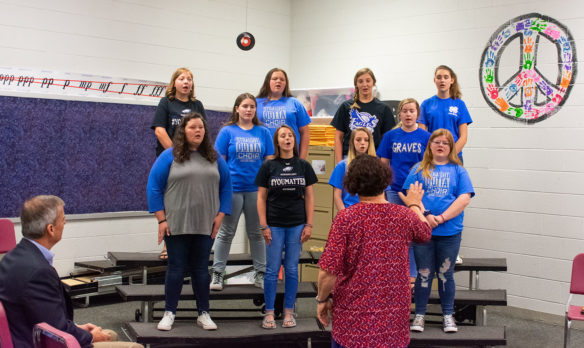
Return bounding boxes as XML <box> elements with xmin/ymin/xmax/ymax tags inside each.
<box><xmin>0</xmin><ymin>195</ymin><xmax>143</xmax><ymax>348</ymax></box>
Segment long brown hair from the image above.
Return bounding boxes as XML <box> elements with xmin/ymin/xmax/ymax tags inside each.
<box><xmin>351</xmin><ymin>68</ymin><xmax>377</xmax><ymax>109</ymax></box>
<box><xmin>225</xmin><ymin>93</ymin><xmax>261</xmax><ymax>126</ymax></box>
<box><xmin>257</xmin><ymin>68</ymin><xmax>293</xmax><ymax>100</ymax></box>
<box><xmin>166</xmin><ymin>67</ymin><xmax>196</xmax><ymax>101</ymax></box>
<box><xmin>273</xmin><ymin>125</ymin><xmax>299</xmax><ymax>159</ymax></box>
<box><xmin>173</xmin><ymin>113</ymin><xmax>217</xmax><ymax>163</ymax></box>
<box><xmin>435</xmin><ymin>65</ymin><xmax>462</xmax><ymax>100</ymax></box>
<box><xmin>416</xmin><ymin>129</ymin><xmax>462</xmax><ymax>178</ymax></box>
<box><xmin>346</xmin><ymin>127</ymin><xmax>376</xmax><ymax>166</ymax></box>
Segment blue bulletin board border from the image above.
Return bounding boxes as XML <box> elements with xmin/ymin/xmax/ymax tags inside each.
<box><xmin>0</xmin><ymin>95</ymin><xmax>229</xmax><ymax>217</ymax></box>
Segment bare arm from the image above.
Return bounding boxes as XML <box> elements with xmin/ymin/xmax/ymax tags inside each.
<box><xmin>316</xmin><ymin>269</ymin><xmax>337</xmax><ymax>327</ymax></box>
<box><xmin>154</xmin><ymin>127</ymin><xmax>173</xmax><ymax>149</ymax></box>
<box><xmin>455</xmin><ymin>123</ymin><xmax>468</xmax><ymax>154</ymax></box>
<box><xmin>302</xmin><ymin>185</ymin><xmax>314</xmax><ymax>243</ymax></box>
<box><xmin>211</xmin><ymin>212</ymin><xmax>225</xmax><ymax>239</ymax></box>
<box><xmin>298</xmin><ymin>125</ymin><xmax>310</xmax><ymax>160</ymax></box>
<box><xmin>154</xmin><ymin>210</ymin><xmax>169</xmax><ymax>245</ymax></box>
<box><xmin>334</xmin><ymin>130</ymin><xmax>344</xmax><ymax>164</ymax></box>
<box><xmin>418</xmin><ymin>123</ymin><xmax>427</xmax><ymax>131</ymax></box>
<box><xmin>429</xmin><ymin>193</ymin><xmax>472</xmax><ymax>227</ymax></box>
<box><xmin>333</xmin><ymin>188</ymin><xmax>345</xmax><ymax>212</ymax></box>
<box><xmin>257</xmin><ymin>187</ymin><xmax>271</xmax><ymax>245</ymax></box>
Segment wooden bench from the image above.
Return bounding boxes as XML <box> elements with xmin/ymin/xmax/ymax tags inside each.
<box><xmin>117</xmin><ymin>282</ymin><xmax>319</xmax><ymax>322</ymax></box>
<box><xmin>124</xmin><ymin>319</ymin><xmax>506</xmax><ymax>347</ymax></box>
<box><xmin>116</xmin><ymin>282</ymin><xmax>506</xmax><ymax>324</ymax></box>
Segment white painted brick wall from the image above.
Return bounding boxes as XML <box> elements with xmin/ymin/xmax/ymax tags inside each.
<box><xmin>290</xmin><ymin>0</ymin><xmax>584</xmax><ymax>316</ymax></box>
<box><xmin>2</xmin><ymin>0</ymin><xmax>583</xmax><ymax>316</ymax></box>
<box><xmin>0</xmin><ymin>0</ymin><xmax>291</xmax><ymax>275</ymax></box>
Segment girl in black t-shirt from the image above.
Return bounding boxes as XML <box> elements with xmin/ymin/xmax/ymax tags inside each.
<box><xmin>255</xmin><ymin>125</ymin><xmax>317</xmax><ymax>329</ymax></box>
<box><xmin>150</xmin><ymin>67</ymin><xmax>207</xmax><ymax>260</ymax></box>
<box><xmin>330</xmin><ymin>67</ymin><xmax>395</xmax><ymax>164</ymax></box>
<box><xmin>151</xmin><ymin>67</ymin><xmax>207</xmax><ymax>157</ymax></box>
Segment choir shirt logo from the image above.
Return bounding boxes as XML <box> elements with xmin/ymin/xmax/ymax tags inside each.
<box><xmin>448</xmin><ymin>106</ymin><xmax>459</xmax><ymax>117</ymax></box>
<box><xmin>349</xmin><ymin>108</ymin><xmax>379</xmax><ymax>133</ymax></box>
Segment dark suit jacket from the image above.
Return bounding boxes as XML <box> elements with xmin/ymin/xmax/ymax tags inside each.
<box><xmin>0</xmin><ymin>239</ymin><xmax>92</xmax><ymax>348</ymax></box>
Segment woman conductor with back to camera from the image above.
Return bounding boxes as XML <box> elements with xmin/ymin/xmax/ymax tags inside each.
<box><xmin>317</xmin><ymin>154</ymin><xmax>431</xmax><ymax>347</ymax></box>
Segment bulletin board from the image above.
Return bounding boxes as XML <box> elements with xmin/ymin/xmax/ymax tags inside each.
<box><xmin>0</xmin><ymin>95</ymin><xmax>229</xmax><ymax>217</ymax></box>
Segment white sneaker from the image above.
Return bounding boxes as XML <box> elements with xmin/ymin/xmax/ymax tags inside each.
<box><xmin>410</xmin><ymin>314</ymin><xmax>425</xmax><ymax>332</ymax></box>
<box><xmin>157</xmin><ymin>311</ymin><xmax>175</xmax><ymax>331</ymax></box>
<box><xmin>456</xmin><ymin>255</ymin><xmax>463</xmax><ymax>264</ymax></box>
<box><xmin>443</xmin><ymin>314</ymin><xmax>458</xmax><ymax>333</ymax></box>
<box><xmin>197</xmin><ymin>311</ymin><xmax>217</xmax><ymax>330</ymax></box>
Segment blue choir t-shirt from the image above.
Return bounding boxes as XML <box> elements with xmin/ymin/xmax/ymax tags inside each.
<box><xmin>418</xmin><ymin>96</ymin><xmax>472</xmax><ymax>155</ymax></box>
<box><xmin>377</xmin><ymin>128</ymin><xmax>430</xmax><ymax>192</ymax></box>
<box><xmin>403</xmin><ymin>163</ymin><xmax>474</xmax><ymax>236</ymax></box>
<box><xmin>214</xmin><ymin>124</ymin><xmax>274</xmax><ymax>192</ymax></box>
<box><xmin>328</xmin><ymin>159</ymin><xmax>359</xmax><ymax>208</ymax></box>
<box><xmin>256</xmin><ymin>97</ymin><xmax>312</xmax><ymax>147</ymax></box>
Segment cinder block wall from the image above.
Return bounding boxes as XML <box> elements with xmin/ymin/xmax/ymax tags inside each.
<box><xmin>290</xmin><ymin>0</ymin><xmax>584</xmax><ymax>315</ymax></box>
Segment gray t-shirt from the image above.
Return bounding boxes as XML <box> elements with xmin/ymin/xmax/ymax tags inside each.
<box><xmin>164</xmin><ymin>152</ymin><xmax>220</xmax><ymax>236</ymax></box>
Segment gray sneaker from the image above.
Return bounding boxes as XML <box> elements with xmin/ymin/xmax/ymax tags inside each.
<box><xmin>210</xmin><ymin>271</ymin><xmax>224</xmax><ymax>291</ymax></box>
<box><xmin>410</xmin><ymin>314</ymin><xmax>425</xmax><ymax>332</ymax></box>
<box><xmin>254</xmin><ymin>272</ymin><xmax>265</xmax><ymax>289</ymax></box>
<box><xmin>443</xmin><ymin>314</ymin><xmax>458</xmax><ymax>333</ymax></box>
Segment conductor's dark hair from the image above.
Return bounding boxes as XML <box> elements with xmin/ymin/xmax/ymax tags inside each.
<box><xmin>344</xmin><ymin>154</ymin><xmax>392</xmax><ymax>197</ymax></box>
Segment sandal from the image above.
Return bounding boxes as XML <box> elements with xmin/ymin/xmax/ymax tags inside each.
<box><xmin>262</xmin><ymin>312</ymin><xmax>276</xmax><ymax>329</ymax></box>
<box><xmin>282</xmin><ymin>311</ymin><xmax>296</xmax><ymax>328</ymax></box>
<box><xmin>159</xmin><ymin>250</ymin><xmax>168</xmax><ymax>260</ymax></box>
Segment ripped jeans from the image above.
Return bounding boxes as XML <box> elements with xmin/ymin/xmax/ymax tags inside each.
<box><xmin>412</xmin><ymin>232</ymin><xmax>461</xmax><ymax>315</ymax></box>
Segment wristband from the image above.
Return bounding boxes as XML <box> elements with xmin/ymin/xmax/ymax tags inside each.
<box><xmin>158</xmin><ymin>219</ymin><xmax>167</xmax><ymax>224</ymax></box>
<box><xmin>305</xmin><ymin>224</ymin><xmax>313</xmax><ymax>228</ymax></box>
<box><xmin>260</xmin><ymin>225</ymin><xmax>269</xmax><ymax>231</ymax></box>
<box><xmin>408</xmin><ymin>204</ymin><xmax>421</xmax><ymax>211</ymax></box>
<box><xmin>315</xmin><ymin>294</ymin><xmax>331</xmax><ymax>303</ymax></box>
<box><xmin>440</xmin><ymin>214</ymin><xmax>446</xmax><ymax>223</ymax></box>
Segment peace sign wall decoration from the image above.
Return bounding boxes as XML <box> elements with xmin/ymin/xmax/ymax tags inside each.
<box><xmin>479</xmin><ymin>13</ymin><xmax>577</xmax><ymax>123</ymax></box>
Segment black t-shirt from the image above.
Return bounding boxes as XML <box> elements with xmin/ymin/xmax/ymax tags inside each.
<box><xmin>255</xmin><ymin>157</ymin><xmax>318</xmax><ymax>227</ymax></box>
<box><xmin>330</xmin><ymin>98</ymin><xmax>395</xmax><ymax>156</ymax></box>
<box><xmin>151</xmin><ymin>97</ymin><xmax>207</xmax><ymax>156</ymax></box>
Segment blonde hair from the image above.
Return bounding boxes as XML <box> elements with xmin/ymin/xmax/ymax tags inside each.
<box><xmin>393</xmin><ymin>98</ymin><xmax>420</xmax><ymax>129</ymax></box>
<box><xmin>350</xmin><ymin>68</ymin><xmax>377</xmax><ymax>109</ymax></box>
<box><xmin>347</xmin><ymin>127</ymin><xmax>376</xmax><ymax>166</ymax></box>
<box><xmin>166</xmin><ymin>67</ymin><xmax>195</xmax><ymax>101</ymax></box>
<box><xmin>416</xmin><ymin>129</ymin><xmax>462</xmax><ymax>178</ymax></box>
<box><xmin>435</xmin><ymin>65</ymin><xmax>462</xmax><ymax>100</ymax></box>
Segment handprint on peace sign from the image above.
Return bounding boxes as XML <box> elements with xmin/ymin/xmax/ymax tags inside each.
<box><xmin>479</xmin><ymin>13</ymin><xmax>577</xmax><ymax>123</ymax></box>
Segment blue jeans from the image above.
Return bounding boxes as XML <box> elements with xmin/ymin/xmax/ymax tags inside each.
<box><xmin>264</xmin><ymin>224</ymin><xmax>303</xmax><ymax>311</ymax></box>
<box><xmin>212</xmin><ymin>191</ymin><xmax>265</xmax><ymax>274</ymax></box>
<box><xmin>164</xmin><ymin>234</ymin><xmax>214</xmax><ymax>314</ymax></box>
<box><xmin>413</xmin><ymin>232</ymin><xmax>461</xmax><ymax>315</ymax></box>
<box><xmin>386</xmin><ymin>190</ymin><xmax>417</xmax><ymax>277</ymax></box>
